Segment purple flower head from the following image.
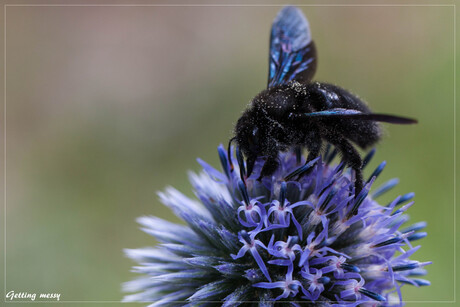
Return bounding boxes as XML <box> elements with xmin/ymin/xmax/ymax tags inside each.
<box><xmin>123</xmin><ymin>145</ymin><xmax>430</xmax><ymax>305</ymax></box>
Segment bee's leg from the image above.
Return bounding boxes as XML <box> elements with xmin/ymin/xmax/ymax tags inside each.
<box><xmin>305</xmin><ymin>136</ymin><xmax>322</xmax><ymax>163</ymax></box>
<box><xmin>293</xmin><ymin>131</ymin><xmax>322</xmax><ymax>180</ymax></box>
<box><xmin>324</xmin><ymin>135</ymin><xmax>363</xmax><ymax>197</ymax></box>
<box><xmin>257</xmin><ymin>154</ymin><xmax>279</xmax><ymax>181</ymax></box>
<box><xmin>294</xmin><ymin>146</ymin><xmax>302</xmax><ymax>164</ymax></box>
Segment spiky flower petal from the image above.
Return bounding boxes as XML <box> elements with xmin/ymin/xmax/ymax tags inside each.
<box><xmin>124</xmin><ymin>146</ymin><xmax>430</xmax><ymax>306</ymax></box>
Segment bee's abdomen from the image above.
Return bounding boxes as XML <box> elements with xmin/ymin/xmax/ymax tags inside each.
<box><xmin>346</xmin><ymin>120</ymin><xmax>382</xmax><ymax>148</ymax></box>
<box><xmin>306</xmin><ymin>82</ymin><xmax>383</xmax><ymax>148</ymax></box>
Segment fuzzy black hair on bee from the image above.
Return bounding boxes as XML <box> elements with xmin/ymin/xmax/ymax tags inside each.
<box><xmin>231</xmin><ymin>7</ymin><xmax>416</xmax><ymax>199</ymax></box>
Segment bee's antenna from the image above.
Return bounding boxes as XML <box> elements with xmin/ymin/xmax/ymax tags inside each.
<box><xmin>227</xmin><ymin>137</ymin><xmax>237</xmax><ymax>172</ymax></box>
<box><xmin>236</xmin><ymin>146</ymin><xmax>246</xmax><ymax>182</ymax></box>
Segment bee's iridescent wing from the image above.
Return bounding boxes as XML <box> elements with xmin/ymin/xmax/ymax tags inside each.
<box><xmin>268</xmin><ymin>6</ymin><xmax>317</xmax><ymax>88</ymax></box>
<box><xmin>295</xmin><ymin>108</ymin><xmax>418</xmax><ymax>124</ymax></box>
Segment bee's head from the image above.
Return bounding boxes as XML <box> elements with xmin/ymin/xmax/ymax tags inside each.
<box><xmin>234</xmin><ymin>110</ymin><xmax>262</xmax><ymax>157</ymax></box>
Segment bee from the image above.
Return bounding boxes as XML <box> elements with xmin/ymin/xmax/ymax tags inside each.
<box><xmin>231</xmin><ymin>6</ymin><xmax>417</xmax><ymax>195</ymax></box>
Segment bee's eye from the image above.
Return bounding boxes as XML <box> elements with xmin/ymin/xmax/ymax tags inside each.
<box><xmin>252</xmin><ymin>127</ymin><xmax>259</xmax><ymax>142</ymax></box>
<box><xmin>247</xmin><ymin>127</ymin><xmax>260</xmax><ymax>151</ymax></box>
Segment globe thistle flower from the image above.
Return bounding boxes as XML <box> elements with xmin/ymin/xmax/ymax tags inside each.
<box><xmin>123</xmin><ymin>145</ymin><xmax>430</xmax><ymax>306</ymax></box>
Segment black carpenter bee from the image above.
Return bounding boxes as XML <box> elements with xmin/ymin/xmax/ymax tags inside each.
<box><xmin>230</xmin><ymin>6</ymin><xmax>417</xmax><ymax>196</ymax></box>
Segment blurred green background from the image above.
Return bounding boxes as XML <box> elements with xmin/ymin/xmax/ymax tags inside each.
<box><xmin>1</xmin><ymin>2</ymin><xmax>457</xmax><ymax>306</ymax></box>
